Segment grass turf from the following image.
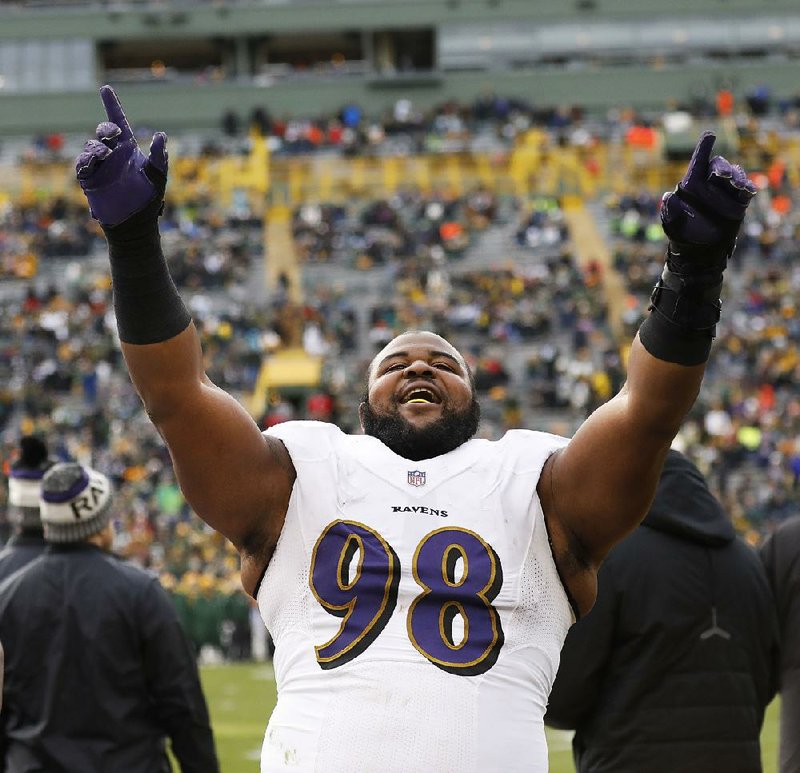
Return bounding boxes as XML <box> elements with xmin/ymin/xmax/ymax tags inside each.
<box><xmin>198</xmin><ymin>663</ymin><xmax>780</xmax><ymax>772</ymax></box>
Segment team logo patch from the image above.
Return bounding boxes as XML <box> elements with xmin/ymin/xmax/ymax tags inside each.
<box><xmin>407</xmin><ymin>470</ymin><xmax>426</xmax><ymax>487</ymax></box>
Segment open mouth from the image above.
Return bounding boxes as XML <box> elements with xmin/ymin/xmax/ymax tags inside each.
<box><xmin>400</xmin><ymin>387</ymin><xmax>440</xmax><ymax>405</ymax></box>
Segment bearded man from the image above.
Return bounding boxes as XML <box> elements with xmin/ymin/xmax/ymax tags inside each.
<box><xmin>75</xmin><ymin>85</ymin><xmax>757</xmax><ymax>773</ymax></box>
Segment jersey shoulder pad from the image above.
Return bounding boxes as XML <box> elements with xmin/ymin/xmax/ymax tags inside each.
<box><xmin>264</xmin><ymin>420</ymin><xmax>346</xmax><ymax>462</ymax></box>
<box><xmin>496</xmin><ymin>429</ymin><xmax>570</xmax><ymax>474</ymax></box>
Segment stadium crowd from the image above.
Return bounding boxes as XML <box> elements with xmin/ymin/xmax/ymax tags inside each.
<box><xmin>21</xmin><ymin>93</ymin><xmax>590</xmax><ymax>164</ymax></box>
<box><xmin>607</xmin><ymin>179</ymin><xmax>800</xmax><ymax>542</ymax></box>
<box><xmin>2</xmin><ymin>103</ymin><xmax>798</xmax><ymax>658</ymax></box>
<box><xmin>16</xmin><ymin>87</ymin><xmax>741</xmax><ymax>168</ymax></box>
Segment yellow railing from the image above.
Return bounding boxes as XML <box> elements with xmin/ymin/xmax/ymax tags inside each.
<box><xmin>8</xmin><ymin>129</ymin><xmax>800</xmax><ymax>208</ymax></box>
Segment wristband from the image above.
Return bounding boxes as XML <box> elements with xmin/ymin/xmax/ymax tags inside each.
<box><xmin>638</xmin><ymin>313</ymin><xmax>713</xmax><ymax>366</ymax></box>
<box><xmin>666</xmin><ymin>239</ymin><xmax>733</xmax><ymax>275</ymax></box>
<box><xmin>638</xmin><ymin>262</ymin><xmax>723</xmax><ymax>366</ymax></box>
<box><xmin>103</xmin><ymin>196</ymin><xmax>192</xmax><ymax>345</ymax></box>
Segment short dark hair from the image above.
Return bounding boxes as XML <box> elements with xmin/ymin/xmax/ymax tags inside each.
<box><xmin>365</xmin><ymin>330</ymin><xmax>475</xmax><ymax>393</ymax></box>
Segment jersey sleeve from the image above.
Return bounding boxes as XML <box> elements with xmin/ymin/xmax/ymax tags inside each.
<box><xmin>265</xmin><ymin>420</ymin><xmax>345</xmax><ymax>464</ymax></box>
<box><xmin>499</xmin><ymin>429</ymin><xmax>570</xmax><ymax>478</ymax></box>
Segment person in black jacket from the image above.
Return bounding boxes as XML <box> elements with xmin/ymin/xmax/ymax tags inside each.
<box><xmin>0</xmin><ymin>436</ymin><xmax>53</xmax><ymax>580</ymax></box>
<box><xmin>0</xmin><ymin>461</ymin><xmax>219</xmax><ymax>773</ymax></box>
<box><xmin>759</xmin><ymin>515</ymin><xmax>800</xmax><ymax>773</ymax></box>
<box><xmin>545</xmin><ymin>449</ymin><xmax>779</xmax><ymax>773</ymax></box>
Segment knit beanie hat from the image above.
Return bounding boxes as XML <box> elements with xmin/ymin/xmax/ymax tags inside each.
<box><xmin>8</xmin><ymin>436</ymin><xmax>52</xmax><ymax>529</ymax></box>
<box><xmin>40</xmin><ymin>462</ymin><xmax>113</xmax><ymax>543</ymax></box>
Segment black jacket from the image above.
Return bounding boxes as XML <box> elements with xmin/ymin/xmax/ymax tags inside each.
<box><xmin>545</xmin><ymin>450</ymin><xmax>780</xmax><ymax>773</ymax></box>
<box><xmin>0</xmin><ymin>542</ymin><xmax>219</xmax><ymax>773</ymax></box>
<box><xmin>759</xmin><ymin>515</ymin><xmax>800</xmax><ymax>773</ymax></box>
<box><xmin>0</xmin><ymin>532</ymin><xmax>47</xmax><ymax>582</ymax></box>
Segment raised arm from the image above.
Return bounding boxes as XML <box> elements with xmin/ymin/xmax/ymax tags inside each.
<box><xmin>76</xmin><ymin>87</ymin><xmax>295</xmax><ymax>593</ymax></box>
<box><xmin>539</xmin><ymin>132</ymin><xmax>757</xmax><ymax>615</ymax></box>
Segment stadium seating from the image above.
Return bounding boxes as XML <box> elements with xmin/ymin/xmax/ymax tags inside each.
<box><xmin>2</xmin><ymin>100</ymin><xmax>799</xmax><ymax>657</ymax></box>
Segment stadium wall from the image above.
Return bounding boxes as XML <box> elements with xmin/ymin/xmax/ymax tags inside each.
<box><xmin>1</xmin><ymin>0</ymin><xmax>800</xmax><ymax>135</ymax></box>
<box><xmin>1</xmin><ymin>0</ymin><xmax>798</xmax><ymax>39</ymax></box>
<box><xmin>1</xmin><ymin>61</ymin><xmax>799</xmax><ymax>135</ymax></box>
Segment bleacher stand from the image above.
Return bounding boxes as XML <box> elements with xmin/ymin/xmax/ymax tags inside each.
<box><xmin>2</xmin><ymin>99</ymin><xmax>799</xmax><ymax>658</ymax></box>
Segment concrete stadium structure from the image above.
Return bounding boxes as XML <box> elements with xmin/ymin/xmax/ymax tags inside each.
<box><xmin>1</xmin><ymin>0</ymin><xmax>800</xmax><ymax>134</ymax></box>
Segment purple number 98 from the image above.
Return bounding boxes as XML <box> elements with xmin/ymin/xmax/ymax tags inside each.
<box><xmin>309</xmin><ymin>520</ymin><xmax>400</xmax><ymax>669</ymax></box>
<box><xmin>309</xmin><ymin>521</ymin><xmax>504</xmax><ymax>676</ymax></box>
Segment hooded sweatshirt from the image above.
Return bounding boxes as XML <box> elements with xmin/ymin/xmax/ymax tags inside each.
<box><xmin>759</xmin><ymin>515</ymin><xmax>800</xmax><ymax>773</ymax></box>
<box><xmin>545</xmin><ymin>450</ymin><xmax>780</xmax><ymax>773</ymax></box>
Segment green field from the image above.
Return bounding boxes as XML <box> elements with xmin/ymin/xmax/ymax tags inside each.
<box><xmin>199</xmin><ymin>663</ymin><xmax>780</xmax><ymax>772</ymax></box>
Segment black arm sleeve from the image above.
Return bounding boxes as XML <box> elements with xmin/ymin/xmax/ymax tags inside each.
<box><xmin>103</xmin><ymin>196</ymin><xmax>192</xmax><ymax>345</ymax></box>
<box><xmin>139</xmin><ymin>579</ymin><xmax>220</xmax><ymax>773</ymax></box>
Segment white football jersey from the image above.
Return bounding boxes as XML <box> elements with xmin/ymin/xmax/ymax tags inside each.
<box><xmin>257</xmin><ymin>421</ymin><xmax>574</xmax><ymax>773</ymax></box>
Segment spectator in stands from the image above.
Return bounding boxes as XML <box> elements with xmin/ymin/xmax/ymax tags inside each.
<box><xmin>0</xmin><ymin>436</ymin><xmax>53</xmax><ymax>578</ymax></box>
<box><xmin>759</xmin><ymin>515</ymin><xmax>800</xmax><ymax>773</ymax></box>
<box><xmin>546</xmin><ymin>450</ymin><xmax>779</xmax><ymax>773</ymax></box>
<box><xmin>609</xmin><ymin>180</ymin><xmax>800</xmax><ymax>536</ymax></box>
<box><xmin>0</xmin><ymin>462</ymin><xmax>219</xmax><ymax>773</ymax></box>
<box><xmin>6</xmin><ymin>88</ymin><xmax>799</xmax><ymax>663</ymax></box>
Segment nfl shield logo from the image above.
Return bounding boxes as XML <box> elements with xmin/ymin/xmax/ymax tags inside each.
<box><xmin>407</xmin><ymin>470</ymin><xmax>426</xmax><ymax>487</ymax></box>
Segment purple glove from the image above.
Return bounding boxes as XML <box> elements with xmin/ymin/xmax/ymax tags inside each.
<box><xmin>76</xmin><ymin>85</ymin><xmax>168</xmax><ymax>228</ymax></box>
<box><xmin>661</xmin><ymin>131</ymin><xmax>757</xmax><ymax>260</ymax></box>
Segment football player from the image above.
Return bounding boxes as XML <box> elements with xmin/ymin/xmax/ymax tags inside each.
<box><xmin>76</xmin><ymin>86</ymin><xmax>756</xmax><ymax>772</ymax></box>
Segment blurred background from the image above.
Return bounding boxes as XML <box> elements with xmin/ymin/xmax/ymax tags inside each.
<box><xmin>0</xmin><ymin>0</ymin><xmax>797</xmax><ymax>768</ymax></box>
